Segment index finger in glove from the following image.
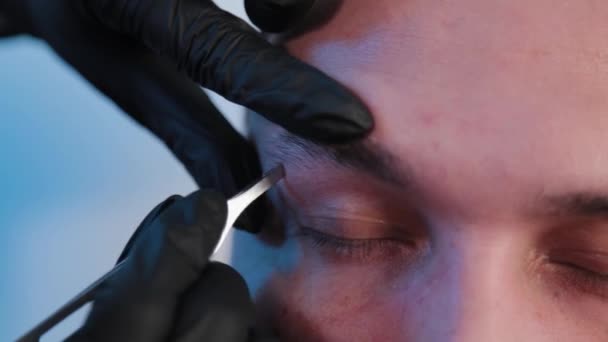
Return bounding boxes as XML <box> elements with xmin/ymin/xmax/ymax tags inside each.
<box><xmin>245</xmin><ymin>0</ymin><xmax>340</xmax><ymax>39</ymax></box>
<box><xmin>245</xmin><ymin>0</ymin><xmax>315</xmax><ymax>33</ymax></box>
<box><xmin>83</xmin><ymin>0</ymin><xmax>373</xmax><ymax>143</ymax></box>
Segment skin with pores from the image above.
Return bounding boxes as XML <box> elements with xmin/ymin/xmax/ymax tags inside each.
<box><xmin>230</xmin><ymin>0</ymin><xmax>608</xmax><ymax>340</ymax></box>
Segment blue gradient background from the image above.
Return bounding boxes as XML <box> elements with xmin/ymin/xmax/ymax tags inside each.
<box><xmin>0</xmin><ymin>2</ymin><xmax>246</xmax><ymax>340</ymax></box>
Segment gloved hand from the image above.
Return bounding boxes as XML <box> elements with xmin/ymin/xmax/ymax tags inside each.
<box><xmin>4</xmin><ymin>1</ymin><xmax>370</xmax><ymax>340</ymax></box>
<box><xmin>66</xmin><ymin>190</ymin><xmax>275</xmax><ymax>342</ymax></box>
<box><xmin>0</xmin><ymin>0</ymin><xmax>372</xmax><ymax>231</ymax></box>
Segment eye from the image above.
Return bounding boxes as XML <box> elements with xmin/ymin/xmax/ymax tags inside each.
<box><xmin>294</xmin><ymin>226</ymin><xmax>421</xmax><ymax>263</ymax></box>
<box><xmin>544</xmin><ymin>251</ymin><xmax>608</xmax><ymax>299</ymax></box>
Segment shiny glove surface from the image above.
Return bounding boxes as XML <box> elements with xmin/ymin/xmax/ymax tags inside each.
<box><xmin>66</xmin><ymin>190</ymin><xmax>276</xmax><ymax>342</ymax></box>
<box><xmin>0</xmin><ymin>0</ymin><xmax>372</xmax><ymax>231</ymax></box>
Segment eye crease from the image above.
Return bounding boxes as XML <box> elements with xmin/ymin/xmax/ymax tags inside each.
<box><xmin>293</xmin><ymin>225</ymin><xmax>420</xmax><ymax>263</ymax></box>
<box><xmin>285</xmin><ymin>213</ymin><xmax>428</xmax><ymax>264</ymax></box>
<box><xmin>540</xmin><ymin>251</ymin><xmax>608</xmax><ymax>300</ymax></box>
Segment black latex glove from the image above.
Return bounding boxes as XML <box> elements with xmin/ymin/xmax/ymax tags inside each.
<box><xmin>66</xmin><ymin>190</ymin><xmax>276</xmax><ymax>342</ymax></box>
<box><xmin>245</xmin><ymin>0</ymin><xmax>317</xmax><ymax>33</ymax></box>
<box><xmin>0</xmin><ymin>0</ymin><xmax>372</xmax><ymax>231</ymax></box>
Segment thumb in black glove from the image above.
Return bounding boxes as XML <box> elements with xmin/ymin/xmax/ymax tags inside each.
<box><xmin>66</xmin><ymin>190</ymin><xmax>270</xmax><ymax>342</ymax></box>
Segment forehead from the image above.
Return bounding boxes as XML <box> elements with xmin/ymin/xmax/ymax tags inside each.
<box><xmin>277</xmin><ymin>0</ymin><xmax>608</xmax><ymax>219</ymax></box>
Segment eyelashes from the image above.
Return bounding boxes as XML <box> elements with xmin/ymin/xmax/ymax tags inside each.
<box><xmin>294</xmin><ymin>226</ymin><xmax>420</xmax><ymax>263</ymax></box>
<box><xmin>294</xmin><ymin>226</ymin><xmax>608</xmax><ymax>299</ymax></box>
<box><xmin>544</xmin><ymin>259</ymin><xmax>608</xmax><ymax>299</ymax></box>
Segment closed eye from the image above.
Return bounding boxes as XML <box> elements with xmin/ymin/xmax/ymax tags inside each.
<box><xmin>293</xmin><ymin>226</ymin><xmax>421</xmax><ymax>263</ymax></box>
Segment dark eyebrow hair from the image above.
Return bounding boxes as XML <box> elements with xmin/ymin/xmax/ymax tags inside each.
<box><xmin>542</xmin><ymin>192</ymin><xmax>608</xmax><ymax>218</ymax></box>
<box><xmin>270</xmin><ymin>133</ymin><xmax>608</xmax><ymax>220</ymax></box>
<box><xmin>271</xmin><ymin>133</ymin><xmax>410</xmax><ymax>187</ymax></box>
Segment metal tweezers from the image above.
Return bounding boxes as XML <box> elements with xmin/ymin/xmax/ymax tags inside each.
<box><xmin>17</xmin><ymin>165</ymin><xmax>285</xmax><ymax>342</ymax></box>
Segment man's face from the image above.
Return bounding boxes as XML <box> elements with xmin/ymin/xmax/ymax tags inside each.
<box><xmin>231</xmin><ymin>0</ymin><xmax>608</xmax><ymax>340</ymax></box>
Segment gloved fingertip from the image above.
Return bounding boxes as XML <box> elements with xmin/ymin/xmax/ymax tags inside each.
<box><xmin>234</xmin><ymin>195</ymin><xmax>269</xmax><ymax>233</ymax></box>
<box><xmin>278</xmin><ymin>100</ymin><xmax>374</xmax><ymax>144</ymax></box>
<box><xmin>116</xmin><ymin>195</ymin><xmax>183</xmax><ymax>263</ymax></box>
<box><xmin>296</xmin><ymin>109</ymin><xmax>374</xmax><ymax>144</ymax></box>
<box><xmin>234</xmin><ymin>212</ymin><xmax>255</xmax><ymax>233</ymax></box>
<box><xmin>249</xmin><ymin>60</ymin><xmax>374</xmax><ymax>143</ymax></box>
<box><xmin>245</xmin><ymin>0</ymin><xmax>315</xmax><ymax>33</ymax></box>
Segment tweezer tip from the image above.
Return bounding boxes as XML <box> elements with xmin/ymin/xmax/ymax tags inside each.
<box><xmin>265</xmin><ymin>164</ymin><xmax>285</xmax><ymax>183</ymax></box>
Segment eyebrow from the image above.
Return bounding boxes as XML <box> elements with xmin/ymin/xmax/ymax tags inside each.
<box><xmin>271</xmin><ymin>133</ymin><xmax>410</xmax><ymax>187</ymax></box>
<box><xmin>272</xmin><ymin>134</ymin><xmax>608</xmax><ymax>220</ymax></box>
<box><xmin>542</xmin><ymin>192</ymin><xmax>608</xmax><ymax>218</ymax></box>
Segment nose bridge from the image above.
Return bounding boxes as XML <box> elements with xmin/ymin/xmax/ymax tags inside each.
<box><xmin>411</xmin><ymin>226</ymin><xmax>526</xmax><ymax>341</ymax></box>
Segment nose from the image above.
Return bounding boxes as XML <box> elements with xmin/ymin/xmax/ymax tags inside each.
<box><xmin>402</xmin><ymin>229</ymin><xmax>533</xmax><ymax>341</ymax></box>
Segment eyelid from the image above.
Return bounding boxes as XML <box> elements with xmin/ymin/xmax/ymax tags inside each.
<box><xmin>547</xmin><ymin>249</ymin><xmax>608</xmax><ymax>276</ymax></box>
<box><xmin>294</xmin><ymin>225</ymin><xmax>421</xmax><ymax>263</ymax></box>
<box><xmin>294</xmin><ymin>214</ymin><xmax>420</xmax><ymax>240</ymax></box>
<box><xmin>542</xmin><ymin>260</ymin><xmax>608</xmax><ymax>299</ymax></box>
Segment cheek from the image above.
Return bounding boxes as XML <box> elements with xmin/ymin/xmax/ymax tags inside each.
<box><xmin>254</xmin><ymin>255</ymin><xmax>429</xmax><ymax>341</ymax></box>
<box><xmin>252</xmin><ymin>240</ymin><xmax>608</xmax><ymax>341</ymax></box>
